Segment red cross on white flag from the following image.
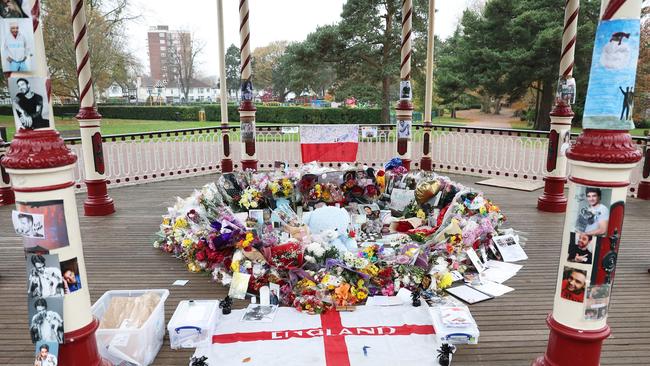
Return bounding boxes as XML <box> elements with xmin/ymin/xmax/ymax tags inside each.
<box><xmin>197</xmin><ymin>305</ymin><xmax>442</xmax><ymax>366</ymax></box>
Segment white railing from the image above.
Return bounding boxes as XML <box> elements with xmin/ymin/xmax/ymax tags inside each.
<box><xmin>5</xmin><ymin>124</ymin><xmax>645</xmax><ymax>197</ymax></box>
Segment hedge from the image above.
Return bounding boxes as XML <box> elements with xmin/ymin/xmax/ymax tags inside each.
<box><xmin>0</xmin><ymin>104</ymin><xmax>382</xmax><ymax>124</ymax></box>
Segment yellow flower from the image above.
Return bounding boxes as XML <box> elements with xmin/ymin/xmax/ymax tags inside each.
<box><xmin>182</xmin><ymin>239</ymin><xmax>193</xmax><ymax>248</ymax></box>
<box><xmin>231</xmin><ymin>260</ymin><xmax>240</xmax><ymax>272</ymax></box>
<box><xmin>162</xmin><ymin>217</ymin><xmax>171</xmax><ymax>226</ymax></box>
<box><xmin>438</xmin><ymin>272</ymin><xmax>453</xmax><ymax>290</ymax></box>
<box><xmin>357</xmin><ymin>291</ymin><xmax>368</xmax><ymax>300</ymax></box>
<box><xmin>173</xmin><ymin>218</ymin><xmax>188</xmax><ymax>230</ymax></box>
<box><xmin>187</xmin><ymin>262</ymin><xmax>201</xmax><ymax>272</ymax></box>
<box><xmin>416</xmin><ymin>209</ymin><xmax>426</xmax><ymax>219</ymax></box>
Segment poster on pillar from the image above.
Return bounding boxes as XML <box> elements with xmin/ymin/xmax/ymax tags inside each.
<box><xmin>397</xmin><ymin>120</ymin><xmax>412</xmax><ymax>140</ymax></box>
<box><xmin>566</xmin><ymin>186</ymin><xmax>612</xmax><ymax>238</ymax></box>
<box><xmin>0</xmin><ymin>0</ymin><xmax>30</xmax><ymax>18</ymax></box>
<box><xmin>400</xmin><ymin>80</ymin><xmax>412</xmax><ymax>101</ymax></box>
<box><xmin>17</xmin><ymin>200</ymin><xmax>70</xmax><ymax>253</ymax></box>
<box><xmin>582</xmin><ymin>19</ymin><xmax>640</xmax><ymax>130</ymax></box>
<box><xmin>8</xmin><ymin>76</ymin><xmax>51</xmax><ymax>130</ymax></box>
<box><xmin>0</xmin><ymin>18</ymin><xmax>34</xmax><ymax>73</ymax></box>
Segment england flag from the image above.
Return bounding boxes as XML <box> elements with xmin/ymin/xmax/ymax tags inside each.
<box><xmin>193</xmin><ymin>305</ymin><xmax>444</xmax><ymax>366</ymax></box>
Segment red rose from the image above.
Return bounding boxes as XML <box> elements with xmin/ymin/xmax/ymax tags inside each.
<box><xmin>195</xmin><ymin>250</ymin><xmax>206</xmax><ymax>262</ymax></box>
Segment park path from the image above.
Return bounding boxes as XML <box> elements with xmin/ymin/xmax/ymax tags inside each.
<box><xmin>456</xmin><ymin>107</ymin><xmax>520</xmax><ymax>129</ymax></box>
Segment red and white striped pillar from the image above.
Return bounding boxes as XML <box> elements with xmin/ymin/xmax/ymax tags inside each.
<box><xmin>69</xmin><ymin>0</ymin><xmax>114</xmax><ymax>216</ymax></box>
<box><xmin>0</xmin><ymin>133</ymin><xmax>15</xmax><ymax>206</ymax></box>
<box><xmin>238</xmin><ymin>0</ymin><xmax>257</xmax><ymax>171</ymax></box>
<box><xmin>217</xmin><ymin>0</ymin><xmax>233</xmax><ymax>172</ymax></box>
<box><xmin>637</xmin><ymin>134</ymin><xmax>650</xmax><ymax>199</ymax></box>
<box><xmin>2</xmin><ymin>131</ymin><xmax>108</xmax><ymax>366</ymax></box>
<box><xmin>533</xmin><ymin>1</ymin><xmax>643</xmax><ymax>365</ymax></box>
<box><xmin>538</xmin><ymin>0</ymin><xmax>580</xmax><ymax>213</ymax></box>
<box><xmin>420</xmin><ymin>0</ymin><xmax>436</xmax><ymax>171</ymax></box>
<box><xmin>396</xmin><ymin>0</ymin><xmax>414</xmax><ymax>171</ymax></box>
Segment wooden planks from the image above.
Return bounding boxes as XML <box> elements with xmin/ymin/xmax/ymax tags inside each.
<box><xmin>0</xmin><ymin>173</ymin><xmax>648</xmax><ymax>365</ymax></box>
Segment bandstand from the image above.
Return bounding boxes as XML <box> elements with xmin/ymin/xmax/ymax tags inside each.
<box><xmin>0</xmin><ymin>0</ymin><xmax>648</xmax><ymax>365</ymax></box>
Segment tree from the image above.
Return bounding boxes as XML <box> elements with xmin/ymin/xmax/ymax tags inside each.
<box><xmin>42</xmin><ymin>0</ymin><xmax>138</xmax><ymax>101</ymax></box>
<box><xmin>252</xmin><ymin>41</ymin><xmax>288</xmax><ymax>93</ymax></box>
<box><xmin>633</xmin><ymin>3</ymin><xmax>649</xmax><ymax>124</ymax></box>
<box><xmin>168</xmin><ymin>32</ymin><xmax>204</xmax><ymax>103</ymax></box>
<box><xmin>435</xmin><ymin>31</ymin><xmax>468</xmax><ymax>118</ymax></box>
<box><xmin>225</xmin><ymin>44</ymin><xmax>240</xmax><ymax>98</ymax></box>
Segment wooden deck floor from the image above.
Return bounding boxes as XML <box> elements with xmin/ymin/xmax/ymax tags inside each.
<box><xmin>1</xmin><ymin>174</ymin><xmax>649</xmax><ymax>365</ymax></box>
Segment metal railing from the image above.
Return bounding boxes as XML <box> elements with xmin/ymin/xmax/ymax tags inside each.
<box><xmin>1</xmin><ymin>124</ymin><xmax>647</xmax><ymax>197</ymax></box>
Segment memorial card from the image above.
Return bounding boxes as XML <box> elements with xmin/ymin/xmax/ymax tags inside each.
<box><xmin>492</xmin><ymin>234</ymin><xmax>528</xmax><ymax>262</ymax></box>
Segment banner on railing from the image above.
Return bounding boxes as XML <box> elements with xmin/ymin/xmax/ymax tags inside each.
<box><xmin>299</xmin><ymin>125</ymin><xmax>358</xmax><ymax>163</ymax></box>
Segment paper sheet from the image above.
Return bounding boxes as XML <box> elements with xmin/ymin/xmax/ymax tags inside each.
<box><xmin>470</xmin><ymin>281</ymin><xmax>514</xmax><ymax>297</ymax></box>
<box><xmin>481</xmin><ymin>267</ymin><xmax>517</xmax><ymax>284</ymax></box>
<box><xmin>492</xmin><ymin>234</ymin><xmax>528</xmax><ymax>262</ymax></box>
<box><xmin>365</xmin><ymin>296</ymin><xmax>405</xmax><ymax>306</ymax></box>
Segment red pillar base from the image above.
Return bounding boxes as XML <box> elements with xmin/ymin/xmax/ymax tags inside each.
<box><xmin>0</xmin><ymin>186</ymin><xmax>14</xmax><ymax>206</ymax></box>
<box><xmin>532</xmin><ymin>315</ymin><xmax>610</xmax><ymax>366</ymax></box>
<box><xmin>420</xmin><ymin>157</ymin><xmax>432</xmax><ymax>171</ymax></box>
<box><xmin>242</xmin><ymin>159</ymin><xmax>258</xmax><ymax>171</ymax></box>
<box><xmin>59</xmin><ymin>318</ymin><xmax>112</xmax><ymax>366</ymax></box>
<box><xmin>637</xmin><ymin>181</ymin><xmax>650</xmax><ymax>200</ymax></box>
<box><xmin>221</xmin><ymin>158</ymin><xmax>233</xmax><ymax>173</ymax></box>
<box><xmin>537</xmin><ymin>176</ymin><xmax>567</xmax><ymax>213</ymax></box>
<box><xmin>84</xmin><ymin>179</ymin><xmax>115</xmax><ymax>216</ymax></box>
<box><xmin>401</xmin><ymin>159</ymin><xmax>411</xmax><ymax>171</ymax></box>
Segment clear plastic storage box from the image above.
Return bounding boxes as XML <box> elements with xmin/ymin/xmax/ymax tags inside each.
<box><xmin>92</xmin><ymin>289</ymin><xmax>170</xmax><ymax>366</ymax></box>
<box><xmin>167</xmin><ymin>299</ymin><xmax>220</xmax><ymax>349</ymax></box>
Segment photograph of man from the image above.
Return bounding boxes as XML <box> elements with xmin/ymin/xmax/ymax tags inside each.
<box><xmin>11</xmin><ymin>77</ymin><xmax>50</xmax><ymax>129</ymax></box>
<box><xmin>29</xmin><ymin>297</ymin><xmax>64</xmax><ymax>343</ymax></box>
<box><xmin>269</xmin><ymin>289</ymin><xmax>279</xmax><ymax>305</ymax></box>
<box><xmin>398</xmin><ymin>120</ymin><xmax>411</xmax><ymax>139</ymax></box>
<box><xmin>0</xmin><ymin>0</ymin><xmax>28</xmax><ymax>18</ymax></box>
<box><xmin>13</xmin><ymin>211</ymin><xmax>44</xmax><ymax>238</ymax></box>
<box><xmin>567</xmin><ymin>232</ymin><xmax>594</xmax><ymax>264</ymax></box>
<box><xmin>1</xmin><ymin>19</ymin><xmax>32</xmax><ymax>71</ymax></box>
<box><xmin>560</xmin><ymin>267</ymin><xmax>588</xmax><ymax>303</ymax></box>
<box><xmin>27</xmin><ymin>254</ymin><xmax>64</xmax><ymax>298</ymax></box>
<box><xmin>575</xmin><ymin>187</ymin><xmax>609</xmax><ymax>236</ymax></box>
<box><xmin>34</xmin><ymin>343</ymin><xmax>57</xmax><ymax>366</ymax></box>
<box><xmin>60</xmin><ymin>258</ymin><xmax>82</xmax><ymax>294</ymax></box>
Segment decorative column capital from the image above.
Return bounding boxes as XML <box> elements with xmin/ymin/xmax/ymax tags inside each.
<box><xmin>567</xmin><ymin>129</ymin><xmax>642</xmax><ymax>164</ymax></box>
<box><xmin>75</xmin><ymin>106</ymin><xmax>102</xmax><ymax>120</ymax></box>
<box><xmin>1</xmin><ymin>129</ymin><xmax>77</xmax><ymax>170</ymax></box>
<box><xmin>550</xmin><ymin>100</ymin><xmax>575</xmax><ymax>118</ymax></box>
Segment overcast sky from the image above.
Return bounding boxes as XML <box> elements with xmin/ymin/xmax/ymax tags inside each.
<box><xmin>127</xmin><ymin>0</ymin><xmax>473</xmax><ymax>77</ymax></box>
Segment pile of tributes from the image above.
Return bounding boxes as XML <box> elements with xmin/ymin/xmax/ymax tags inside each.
<box><xmin>154</xmin><ymin>159</ymin><xmax>511</xmax><ymax>314</ymax></box>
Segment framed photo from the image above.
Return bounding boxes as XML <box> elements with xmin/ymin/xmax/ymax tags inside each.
<box><xmin>560</xmin><ymin>266</ymin><xmax>587</xmax><ymax>303</ymax></box>
<box><xmin>28</xmin><ymin>296</ymin><xmax>64</xmax><ymax>344</ymax></box>
<box><xmin>269</xmin><ymin>283</ymin><xmax>281</xmax><ymax>306</ymax></box>
<box><xmin>0</xmin><ymin>18</ymin><xmax>34</xmax><ymax>73</ymax></box>
<box><xmin>8</xmin><ymin>76</ymin><xmax>50</xmax><ymax>130</ymax></box>
<box><xmin>60</xmin><ymin>257</ymin><xmax>82</xmax><ymax>294</ymax></box>
<box><xmin>17</xmin><ymin>200</ymin><xmax>70</xmax><ymax>252</ymax></box>
<box><xmin>26</xmin><ymin>254</ymin><xmax>64</xmax><ymax>298</ymax></box>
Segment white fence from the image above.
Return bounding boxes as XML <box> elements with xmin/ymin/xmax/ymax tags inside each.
<box><xmin>44</xmin><ymin>124</ymin><xmax>649</xmax><ymax>197</ymax></box>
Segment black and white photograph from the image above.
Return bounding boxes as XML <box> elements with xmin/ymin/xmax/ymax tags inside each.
<box><xmin>13</xmin><ymin>210</ymin><xmax>45</xmax><ymax>238</ymax></box>
<box><xmin>361</xmin><ymin>126</ymin><xmax>378</xmax><ymax>139</ymax></box>
<box><xmin>9</xmin><ymin>76</ymin><xmax>50</xmax><ymax>130</ymax></box>
<box><xmin>34</xmin><ymin>341</ymin><xmax>59</xmax><ymax>366</ymax></box>
<box><xmin>567</xmin><ymin>232</ymin><xmax>596</xmax><ymax>265</ymax></box>
<box><xmin>28</xmin><ymin>296</ymin><xmax>64</xmax><ymax>344</ymax></box>
<box><xmin>358</xmin><ymin>203</ymin><xmax>380</xmax><ymax>220</ymax></box>
<box><xmin>0</xmin><ymin>0</ymin><xmax>29</xmax><ymax>18</ymax></box>
<box><xmin>241</xmin><ymin>79</ymin><xmax>253</xmax><ymax>101</ymax></box>
<box><xmin>27</xmin><ymin>254</ymin><xmax>64</xmax><ymax>298</ymax></box>
<box><xmin>240</xmin><ymin>304</ymin><xmax>278</xmax><ymax>322</ymax></box>
<box><xmin>397</xmin><ymin>119</ymin><xmax>411</xmax><ymax>139</ymax></box>
<box><xmin>1</xmin><ymin>17</ymin><xmax>33</xmax><ymax>72</ymax></box>
<box><xmin>400</xmin><ymin>80</ymin><xmax>412</xmax><ymax>100</ymax></box>
<box><xmin>241</xmin><ymin>121</ymin><xmax>255</xmax><ymax>141</ymax></box>
<box><xmin>558</xmin><ymin>130</ymin><xmax>571</xmax><ymax>157</ymax></box>
<box><xmin>492</xmin><ymin>234</ymin><xmax>528</xmax><ymax>262</ymax></box>
<box><xmin>60</xmin><ymin>257</ymin><xmax>82</xmax><ymax>294</ymax></box>
<box><xmin>569</xmin><ymin>186</ymin><xmax>612</xmax><ymax>237</ymax></box>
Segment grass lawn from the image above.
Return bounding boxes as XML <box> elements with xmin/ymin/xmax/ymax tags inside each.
<box><xmin>0</xmin><ymin>114</ymin><xmax>468</xmax><ymax>141</ymax></box>
<box><xmin>510</xmin><ymin>120</ymin><xmax>648</xmax><ymax>137</ymax></box>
